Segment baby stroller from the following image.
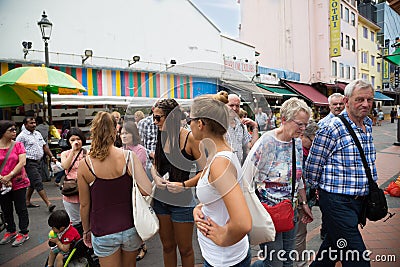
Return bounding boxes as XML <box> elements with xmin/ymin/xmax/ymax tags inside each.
<box><xmin>44</xmin><ymin>238</ymin><xmax>99</xmax><ymax>267</ymax></box>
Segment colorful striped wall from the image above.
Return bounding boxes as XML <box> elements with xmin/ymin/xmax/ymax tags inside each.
<box><xmin>1</xmin><ymin>62</ymin><xmax>195</xmax><ymax>99</ymax></box>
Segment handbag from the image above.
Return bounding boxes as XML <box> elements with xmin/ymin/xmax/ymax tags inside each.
<box><xmin>261</xmin><ymin>138</ymin><xmax>296</xmax><ymax>233</ymax></box>
<box><xmin>338</xmin><ymin>115</ymin><xmax>392</xmax><ymax>227</ymax></box>
<box><xmin>60</xmin><ymin>149</ymin><xmax>83</xmax><ymax>196</ymax></box>
<box><xmin>130</xmin><ymin>151</ymin><xmax>159</xmax><ymax>241</ymax></box>
<box><xmin>242</xmin><ymin>159</ymin><xmax>275</xmax><ymax>245</ymax></box>
<box><xmin>0</xmin><ymin>141</ymin><xmax>16</xmax><ymax>194</ymax></box>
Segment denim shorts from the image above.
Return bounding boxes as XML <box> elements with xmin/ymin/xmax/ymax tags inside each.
<box><xmin>91</xmin><ymin>227</ymin><xmax>142</xmax><ymax>257</ymax></box>
<box><xmin>153</xmin><ymin>199</ymin><xmax>195</xmax><ymax>223</ymax></box>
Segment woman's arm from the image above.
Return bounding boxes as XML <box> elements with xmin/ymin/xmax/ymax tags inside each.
<box><xmin>197</xmin><ymin>157</ymin><xmax>252</xmax><ymax>247</ymax></box>
<box><xmin>77</xmin><ymin>161</ymin><xmax>92</xmax><ymax>248</ymax></box>
<box><xmin>2</xmin><ymin>153</ymin><xmax>26</xmax><ymax>183</ymax></box>
<box><xmin>130</xmin><ymin>152</ymin><xmax>152</xmax><ymax>195</ymax></box>
<box><xmin>61</xmin><ymin>150</ymin><xmax>74</xmax><ymax>170</ymax></box>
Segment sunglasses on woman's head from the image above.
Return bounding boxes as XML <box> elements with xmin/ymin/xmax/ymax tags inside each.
<box><xmin>186</xmin><ymin>117</ymin><xmax>206</xmax><ymax>125</ymax></box>
<box><xmin>153</xmin><ymin>115</ymin><xmax>165</xmax><ymax>122</ymax></box>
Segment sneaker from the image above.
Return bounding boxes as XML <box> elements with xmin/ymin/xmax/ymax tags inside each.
<box><xmin>11</xmin><ymin>233</ymin><xmax>29</xmax><ymax>247</ymax></box>
<box><xmin>0</xmin><ymin>232</ymin><xmax>17</xmax><ymax>245</ymax></box>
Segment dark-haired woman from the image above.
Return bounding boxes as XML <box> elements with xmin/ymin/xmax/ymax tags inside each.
<box><xmin>0</xmin><ymin>120</ymin><xmax>31</xmax><ymax>247</ymax></box>
<box><xmin>121</xmin><ymin>120</ymin><xmax>149</xmax><ymax>261</ymax></box>
<box><xmin>150</xmin><ymin>99</ymin><xmax>202</xmax><ymax>267</ymax></box>
<box><xmin>60</xmin><ymin>127</ymin><xmax>87</xmax><ymax>228</ymax></box>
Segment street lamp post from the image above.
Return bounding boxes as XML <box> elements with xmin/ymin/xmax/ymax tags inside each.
<box><xmin>38</xmin><ymin>11</ymin><xmax>53</xmax><ymax>124</ymax></box>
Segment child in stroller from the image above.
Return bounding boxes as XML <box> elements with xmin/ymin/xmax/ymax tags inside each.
<box><xmin>46</xmin><ymin>210</ymin><xmax>80</xmax><ymax>267</ymax></box>
<box><xmin>45</xmin><ymin>211</ymin><xmax>99</xmax><ymax>267</ymax></box>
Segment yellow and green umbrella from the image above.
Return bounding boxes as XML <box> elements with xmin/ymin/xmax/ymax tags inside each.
<box><xmin>0</xmin><ymin>84</ymin><xmax>43</xmax><ymax>108</ymax></box>
<box><xmin>0</xmin><ymin>66</ymin><xmax>86</xmax><ymax>124</ymax></box>
<box><xmin>0</xmin><ymin>66</ymin><xmax>86</xmax><ymax>94</ymax></box>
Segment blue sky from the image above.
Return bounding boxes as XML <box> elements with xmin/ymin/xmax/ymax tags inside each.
<box><xmin>190</xmin><ymin>0</ymin><xmax>240</xmax><ymax>38</ymax></box>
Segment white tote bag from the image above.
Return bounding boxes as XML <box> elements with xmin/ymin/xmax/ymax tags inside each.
<box><xmin>130</xmin><ymin>152</ymin><xmax>159</xmax><ymax>241</ymax></box>
<box><xmin>242</xmin><ymin>158</ymin><xmax>276</xmax><ymax>245</ymax></box>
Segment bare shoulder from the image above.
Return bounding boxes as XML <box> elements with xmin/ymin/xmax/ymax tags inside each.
<box><xmin>209</xmin><ymin>156</ymin><xmax>234</xmax><ymax>182</ymax></box>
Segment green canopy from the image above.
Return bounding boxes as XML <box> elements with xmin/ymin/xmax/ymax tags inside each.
<box><xmin>383</xmin><ymin>47</ymin><xmax>400</xmax><ymax>66</ymax></box>
<box><xmin>256</xmin><ymin>83</ymin><xmax>298</xmax><ymax>96</ymax></box>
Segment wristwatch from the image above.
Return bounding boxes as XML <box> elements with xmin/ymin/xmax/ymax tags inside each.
<box><xmin>299</xmin><ymin>201</ymin><xmax>307</xmax><ymax>205</ymax></box>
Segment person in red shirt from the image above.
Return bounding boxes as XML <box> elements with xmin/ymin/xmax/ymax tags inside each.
<box><xmin>47</xmin><ymin>210</ymin><xmax>80</xmax><ymax>267</ymax></box>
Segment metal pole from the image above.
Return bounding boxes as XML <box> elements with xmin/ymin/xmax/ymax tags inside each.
<box><xmin>45</xmin><ymin>41</ymin><xmax>52</xmax><ymax>125</ymax></box>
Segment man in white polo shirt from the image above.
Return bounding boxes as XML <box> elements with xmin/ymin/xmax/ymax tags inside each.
<box><xmin>16</xmin><ymin>116</ymin><xmax>57</xmax><ymax>212</ymax></box>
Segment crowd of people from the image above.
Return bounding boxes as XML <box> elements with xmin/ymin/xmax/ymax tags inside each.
<box><xmin>0</xmin><ymin>78</ymin><xmax>392</xmax><ymax>267</ymax></box>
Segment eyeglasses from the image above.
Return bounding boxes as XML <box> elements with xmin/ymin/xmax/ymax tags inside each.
<box><xmin>7</xmin><ymin>128</ymin><xmax>17</xmax><ymax>132</ymax></box>
<box><xmin>153</xmin><ymin>115</ymin><xmax>165</xmax><ymax>122</ymax></box>
<box><xmin>228</xmin><ymin>104</ymin><xmax>240</xmax><ymax>109</ymax></box>
<box><xmin>186</xmin><ymin>117</ymin><xmax>206</xmax><ymax>125</ymax></box>
<box><xmin>306</xmin><ymin>136</ymin><xmax>314</xmax><ymax>142</ymax></box>
<box><xmin>291</xmin><ymin>120</ymin><xmax>308</xmax><ymax>129</ymax></box>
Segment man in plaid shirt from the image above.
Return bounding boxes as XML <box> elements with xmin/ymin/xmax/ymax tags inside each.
<box><xmin>138</xmin><ymin>110</ymin><xmax>158</xmax><ymax>163</ymax></box>
<box><xmin>304</xmin><ymin>79</ymin><xmax>376</xmax><ymax>267</ymax></box>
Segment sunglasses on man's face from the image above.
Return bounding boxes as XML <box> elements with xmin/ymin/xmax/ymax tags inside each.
<box><xmin>153</xmin><ymin>115</ymin><xmax>165</xmax><ymax>122</ymax></box>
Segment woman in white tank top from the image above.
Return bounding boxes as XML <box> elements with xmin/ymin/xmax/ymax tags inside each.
<box><xmin>191</xmin><ymin>92</ymin><xmax>252</xmax><ymax>267</ymax></box>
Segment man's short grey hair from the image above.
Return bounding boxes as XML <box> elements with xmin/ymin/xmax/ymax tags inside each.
<box><xmin>280</xmin><ymin>97</ymin><xmax>312</xmax><ymax>121</ymax></box>
<box><xmin>304</xmin><ymin>121</ymin><xmax>319</xmax><ymax>138</ymax></box>
<box><xmin>344</xmin><ymin>79</ymin><xmax>374</xmax><ymax>97</ymax></box>
<box><xmin>228</xmin><ymin>94</ymin><xmax>240</xmax><ymax>102</ymax></box>
<box><xmin>328</xmin><ymin>93</ymin><xmax>344</xmax><ymax>104</ymax></box>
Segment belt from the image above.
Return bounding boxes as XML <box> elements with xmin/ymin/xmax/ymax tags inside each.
<box><xmin>353</xmin><ymin>195</ymin><xmax>366</xmax><ymax>200</ymax></box>
<box><xmin>26</xmin><ymin>158</ymin><xmax>40</xmax><ymax>163</ymax></box>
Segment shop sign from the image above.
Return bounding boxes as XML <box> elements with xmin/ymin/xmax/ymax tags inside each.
<box><xmin>224</xmin><ymin>59</ymin><xmax>256</xmax><ymax>73</ymax></box>
<box><xmin>330</xmin><ymin>0</ymin><xmax>341</xmax><ymax>57</ymax></box>
<box><xmin>383</xmin><ymin>48</ymin><xmax>389</xmax><ymax>82</ymax></box>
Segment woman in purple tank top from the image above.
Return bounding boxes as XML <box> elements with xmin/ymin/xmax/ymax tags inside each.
<box><xmin>78</xmin><ymin>112</ymin><xmax>152</xmax><ymax>267</ymax></box>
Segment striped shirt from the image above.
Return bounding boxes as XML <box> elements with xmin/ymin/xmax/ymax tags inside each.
<box><xmin>16</xmin><ymin>128</ymin><xmax>46</xmax><ymax>160</ymax></box>
<box><xmin>304</xmin><ymin>111</ymin><xmax>377</xmax><ymax>196</ymax></box>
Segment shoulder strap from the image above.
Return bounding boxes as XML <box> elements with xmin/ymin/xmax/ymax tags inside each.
<box><xmin>183</xmin><ymin>131</ymin><xmax>191</xmax><ymax>149</ymax></box>
<box><xmin>291</xmin><ymin>138</ymin><xmax>296</xmax><ymax>201</ymax></box>
<box><xmin>124</xmin><ymin>150</ymin><xmax>131</xmax><ymax>174</ymax></box>
<box><xmin>67</xmin><ymin>149</ymin><xmax>83</xmax><ymax>174</ymax></box>
<box><xmin>338</xmin><ymin>115</ymin><xmax>374</xmax><ymax>187</ymax></box>
<box><xmin>84</xmin><ymin>157</ymin><xmax>97</xmax><ymax>178</ymax></box>
<box><xmin>0</xmin><ymin>141</ymin><xmax>16</xmax><ymax>173</ymax></box>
